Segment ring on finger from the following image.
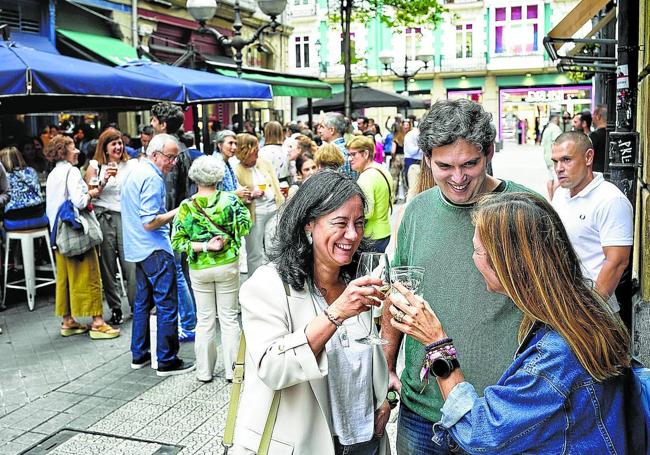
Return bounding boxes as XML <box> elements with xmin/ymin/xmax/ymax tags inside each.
<box><xmin>394</xmin><ymin>309</ymin><xmax>405</xmax><ymax>323</ymax></box>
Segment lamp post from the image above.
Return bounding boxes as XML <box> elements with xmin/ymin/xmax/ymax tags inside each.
<box><xmin>187</xmin><ymin>0</ymin><xmax>287</xmax><ymax>131</ymax></box>
<box><xmin>379</xmin><ymin>48</ymin><xmax>434</xmax><ymax>96</ymax></box>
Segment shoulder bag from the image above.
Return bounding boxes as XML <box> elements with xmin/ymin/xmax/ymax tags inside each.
<box><xmin>191</xmin><ymin>197</ymin><xmax>232</xmax><ymax>242</ymax></box>
<box><xmin>54</xmin><ymin>166</ymin><xmax>103</xmax><ymax>257</ymax></box>
<box><xmin>366</xmin><ymin>167</ymin><xmax>393</xmax><ymax>214</ymax></box>
<box><xmin>222</xmin><ymin>282</ymin><xmax>292</xmax><ymax>455</ymax></box>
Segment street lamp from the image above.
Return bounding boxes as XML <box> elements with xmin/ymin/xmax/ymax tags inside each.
<box><xmin>187</xmin><ymin>0</ymin><xmax>287</xmax><ymax>78</ymax></box>
<box><xmin>187</xmin><ymin>0</ymin><xmax>286</xmax><ymax>136</ymax></box>
<box><xmin>379</xmin><ymin>47</ymin><xmax>434</xmax><ymax>94</ymax></box>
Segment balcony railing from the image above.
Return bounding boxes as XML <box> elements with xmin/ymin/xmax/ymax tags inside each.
<box><xmin>439</xmin><ymin>56</ymin><xmax>487</xmax><ymax>72</ymax></box>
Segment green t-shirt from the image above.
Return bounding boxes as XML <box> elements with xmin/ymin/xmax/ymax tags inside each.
<box><xmin>358</xmin><ymin>166</ymin><xmax>394</xmax><ymax>240</ymax></box>
<box><xmin>393</xmin><ymin>181</ymin><xmax>532</xmax><ymax>423</ymax></box>
<box><xmin>172</xmin><ymin>191</ymin><xmax>252</xmax><ymax>270</ymax></box>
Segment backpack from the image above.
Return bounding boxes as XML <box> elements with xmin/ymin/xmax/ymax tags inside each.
<box><xmin>625</xmin><ymin>358</ymin><xmax>650</xmax><ymax>454</ymax></box>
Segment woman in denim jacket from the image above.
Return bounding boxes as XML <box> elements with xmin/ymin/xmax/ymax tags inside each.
<box><xmin>389</xmin><ymin>192</ymin><xmax>630</xmax><ymax>454</ymax></box>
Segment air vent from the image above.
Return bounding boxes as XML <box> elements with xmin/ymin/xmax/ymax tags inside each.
<box><xmin>0</xmin><ymin>0</ymin><xmax>41</xmax><ymax>33</ymax></box>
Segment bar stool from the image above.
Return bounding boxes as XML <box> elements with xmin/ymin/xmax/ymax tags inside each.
<box><xmin>2</xmin><ymin>226</ymin><xmax>57</xmax><ymax>311</ymax></box>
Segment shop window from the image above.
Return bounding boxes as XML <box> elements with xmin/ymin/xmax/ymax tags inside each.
<box><xmin>295</xmin><ymin>36</ymin><xmax>310</xmax><ymax>68</ymax></box>
<box><xmin>493</xmin><ymin>5</ymin><xmax>539</xmax><ymax>55</ymax></box>
<box><xmin>455</xmin><ymin>24</ymin><xmax>473</xmax><ymax>59</ymax></box>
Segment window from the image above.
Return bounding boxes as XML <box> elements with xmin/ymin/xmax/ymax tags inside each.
<box><xmin>494</xmin><ymin>4</ymin><xmax>539</xmax><ymax>55</ymax></box>
<box><xmin>340</xmin><ymin>32</ymin><xmax>356</xmax><ymax>63</ymax></box>
<box><xmin>295</xmin><ymin>36</ymin><xmax>310</xmax><ymax>68</ymax></box>
<box><xmin>455</xmin><ymin>24</ymin><xmax>473</xmax><ymax>58</ymax></box>
<box><xmin>405</xmin><ymin>27</ymin><xmax>422</xmax><ymax>60</ymax></box>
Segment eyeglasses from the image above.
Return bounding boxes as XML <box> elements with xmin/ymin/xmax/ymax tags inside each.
<box><xmin>158</xmin><ymin>151</ymin><xmax>178</xmax><ymax>163</ymax></box>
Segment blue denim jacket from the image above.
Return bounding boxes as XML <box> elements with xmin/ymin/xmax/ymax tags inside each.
<box><xmin>434</xmin><ymin>323</ymin><xmax>627</xmax><ymax>454</ymax></box>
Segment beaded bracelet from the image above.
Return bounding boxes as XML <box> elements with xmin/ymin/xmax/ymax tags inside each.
<box><xmin>425</xmin><ymin>337</ymin><xmax>453</xmax><ymax>352</ymax></box>
<box><xmin>323</xmin><ymin>308</ymin><xmax>343</xmax><ymax>328</ymax></box>
<box><xmin>420</xmin><ymin>344</ymin><xmax>458</xmax><ymax>383</ymax></box>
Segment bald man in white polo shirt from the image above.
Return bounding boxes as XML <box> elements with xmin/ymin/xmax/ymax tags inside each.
<box><xmin>551</xmin><ymin>131</ymin><xmax>633</xmax><ymax>312</ymax></box>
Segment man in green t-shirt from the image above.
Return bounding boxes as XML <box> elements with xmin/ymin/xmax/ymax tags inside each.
<box><xmin>381</xmin><ymin>99</ymin><xmax>531</xmax><ymax>454</ymax></box>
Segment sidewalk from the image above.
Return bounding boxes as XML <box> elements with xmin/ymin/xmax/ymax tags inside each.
<box><xmin>0</xmin><ymin>291</ymin><xmax>398</xmax><ymax>455</ymax></box>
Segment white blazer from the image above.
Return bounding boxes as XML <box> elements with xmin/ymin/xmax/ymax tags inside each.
<box><xmin>233</xmin><ymin>264</ymin><xmax>390</xmax><ymax>455</ymax></box>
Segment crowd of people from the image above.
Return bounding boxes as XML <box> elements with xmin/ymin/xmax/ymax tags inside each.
<box><xmin>0</xmin><ymin>97</ymin><xmax>638</xmax><ymax>453</ymax></box>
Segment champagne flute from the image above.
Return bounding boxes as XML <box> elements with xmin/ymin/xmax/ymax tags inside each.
<box><xmin>355</xmin><ymin>252</ymin><xmax>390</xmax><ymax>345</ymax></box>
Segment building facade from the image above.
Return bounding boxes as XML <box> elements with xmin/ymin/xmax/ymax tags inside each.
<box><xmin>287</xmin><ymin>0</ymin><xmax>592</xmax><ymax>142</ymax></box>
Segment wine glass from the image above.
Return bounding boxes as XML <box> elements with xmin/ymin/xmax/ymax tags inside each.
<box><xmin>355</xmin><ymin>252</ymin><xmax>391</xmax><ymax>345</ymax></box>
<box><xmin>389</xmin><ymin>266</ymin><xmax>425</xmax><ymax>307</ymax></box>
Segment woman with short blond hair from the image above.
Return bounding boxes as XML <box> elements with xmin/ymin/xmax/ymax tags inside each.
<box><xmin>234</xmin><ymin>133</ymin><xmax>284</xmax><ymax>276</ymax></box>
<box><xmin>347</xmin><ymin>136</ymin><xmax>394</xmax><ymax>253</ymax></box>
<box><xmin>315</xmin><ymin>143</ymin><xmax>345</xmax><ymax>170</ymax></box>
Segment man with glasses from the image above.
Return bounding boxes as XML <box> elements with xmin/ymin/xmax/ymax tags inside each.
<box><xmin>121</xmin><ymin>133</ymin><xmax>195</xmax><ymax>377</ymax></box>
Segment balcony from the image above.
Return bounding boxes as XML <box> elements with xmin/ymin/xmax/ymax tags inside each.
<box><xmin>287</xmin><ymin>3</ymin><xmax>317</xmax><ymax>18</ymax></box>
<box><xmin>439</xmin><ymin>56</ymin><xmax>487</xmax><ymax>73</ymax></box>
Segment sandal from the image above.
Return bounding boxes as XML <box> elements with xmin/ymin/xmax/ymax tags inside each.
<box><xmin>89</xmin><ymin>324</ymin><xmax>120</xmax><ymax>340</ymax></box>
<box><xmin>60</xmin><ymin>322</ymin><xmax>90</xmax><ymax>337</ymax></box>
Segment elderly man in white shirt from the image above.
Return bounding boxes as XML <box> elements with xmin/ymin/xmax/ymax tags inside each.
<box><xmin>551</xmin><ymin>131</ymin><xmax>633</xmax><ymax>313</ymax></box>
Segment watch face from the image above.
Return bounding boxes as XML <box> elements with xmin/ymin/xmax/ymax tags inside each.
<box><xmin>431</xmin><ymin>358</ymin><xmax>453</xmax><ymax>378</ymax></box>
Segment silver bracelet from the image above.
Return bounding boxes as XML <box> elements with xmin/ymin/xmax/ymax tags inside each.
<box><xmin>323</xmin><ymin>308</ymin><xmax>342</xmax><ymax>328</ymax></box>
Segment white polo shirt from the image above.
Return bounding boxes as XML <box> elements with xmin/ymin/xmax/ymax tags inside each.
<box><xmin>403</xmin><ymin>129</ymin><xmax>422</xmax><ymax>160</ymax></box>
<box><xmin>552</xmin><ymin>173</ymin><xmax>633</xmax><ymax>312</ymax></box>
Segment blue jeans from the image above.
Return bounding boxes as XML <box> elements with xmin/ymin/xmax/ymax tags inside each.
<box><xmin>397</xmin><ymin>404</ymin><xmax>451</xmax><ymax>455</ymax></box>
<box><xmin>131</xmin><ymin>250</ymin><xmax>179</xmax><ymax>367</ymax></box>
<box><xmin>175</xmin><ymin>253</ymin><xmax>196</xmax><ymax>331</ymax></box>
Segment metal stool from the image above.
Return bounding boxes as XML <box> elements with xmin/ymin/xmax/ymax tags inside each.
<box><xmin>3</xmin><ymin>227</ymin><xmax>57</xmax><ymax>311</ymax></box>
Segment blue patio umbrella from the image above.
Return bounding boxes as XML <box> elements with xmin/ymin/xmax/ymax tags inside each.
<box><xmin>119</xmin><ymin>61</ymin><xmax>273</xmax><ymax>103</ymax></box>
<box><xmin>0</xmin><ymin>41</ymin><xmax>184</xmax><ymax>114</ymax></box>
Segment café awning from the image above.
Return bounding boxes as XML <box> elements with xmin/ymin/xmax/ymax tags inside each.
<box><xmin>543</xmin><ymin>0</ymin><xmax>617</xmax><ymax>73</ymax></box>
<box><xmin>207</xmin><ymin>62</ymin><xmax>332</xmax><ymax>99</ymax></box>
<box><xmin>57</xmin><ymin>29</ymin><xmax>140</xmax><ymax>66</ymax></box>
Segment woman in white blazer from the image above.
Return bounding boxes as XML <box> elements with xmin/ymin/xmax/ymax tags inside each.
<box><xmin>235</xmin><ymin>170</ymin><xmax>392</xmax><ymax>455</ymax></box>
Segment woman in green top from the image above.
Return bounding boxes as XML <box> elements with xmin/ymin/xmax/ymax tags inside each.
<box><xmin>348</xmin><ymin>136</ymin><xmax>394</xmax><ymax>253</ymax></box>
<box><xmin>172</xmin><ymin>155</ymin><xmax>252</xmax><ymax>382</ymax></box>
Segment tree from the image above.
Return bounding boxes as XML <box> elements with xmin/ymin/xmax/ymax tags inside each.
<box><xmin>330</xmin><ymin>0</ymin><xmax>446</xmax><ymax>117</ymax></box>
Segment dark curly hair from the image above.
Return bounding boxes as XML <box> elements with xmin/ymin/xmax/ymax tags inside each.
<box><xmin>151</xmin><ymin>102</ymin><xmax>184</xmax><ymax>134</ymax></box>
<box><xmin>268</xmin><ymin>170</ymin><xmax>368</xmax><ymax>291</ymax></box>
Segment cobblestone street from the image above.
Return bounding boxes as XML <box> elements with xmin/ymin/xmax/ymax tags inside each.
<box><xmin>0</xmin><ymin>143</ymin><xmax>648</xmax><ymax>454</ymax></box>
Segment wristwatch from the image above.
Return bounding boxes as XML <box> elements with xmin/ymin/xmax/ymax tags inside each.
<box><xmin>431</xmin><ymin>357</ymin><xmax>460</xmax><ymax>379</ymax></box>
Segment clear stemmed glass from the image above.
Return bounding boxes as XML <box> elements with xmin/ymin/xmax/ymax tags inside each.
<box><xmin>355</xmin><ymin>252</ymin><xmax>391</xmax><ymax>345</ymax></box>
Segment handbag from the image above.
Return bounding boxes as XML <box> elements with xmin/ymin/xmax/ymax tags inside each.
<box><xmin>53</xmin><ymin>167</ymin><xmax>103</xmax><ymax>257</ymax></box>
<box><xmin>222</xmin><ymin>282</ymin><xmax>292</xmax><ymax>455</ymax></box>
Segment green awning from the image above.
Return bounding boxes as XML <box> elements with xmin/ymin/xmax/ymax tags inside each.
<box><xmin>57</xmin><ymin>29</ymin><xmax>139</xmax><ymax>66</ymax></box>
<box><xmin>214</xmin><ymin>68</ymin><xmax>331</xmax><ymax>99</ymax></box>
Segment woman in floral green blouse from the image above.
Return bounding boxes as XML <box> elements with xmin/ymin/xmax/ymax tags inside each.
<box><xmin>172</xmin><ymin>155</ymin><xmax>252</xmax><ymax>382</ymax></box>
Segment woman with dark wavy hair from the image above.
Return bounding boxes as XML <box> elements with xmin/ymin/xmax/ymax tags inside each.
<box><xmin>233</xmin><ymin>171</ymin><xmax>391</xmax><ymax>454</ymax></box>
